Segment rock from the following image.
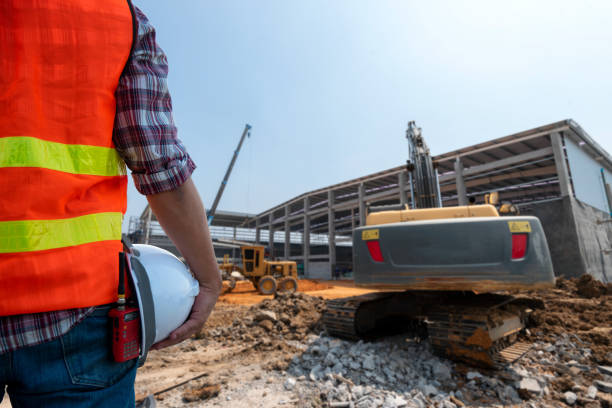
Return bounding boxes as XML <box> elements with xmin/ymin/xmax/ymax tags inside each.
<box><xmin>182</xmin><ymin>384</ymin><xmax>221</xmax><ymax>402</ymax></box>
<box><xmin>421</xmin><ymin>384</ymin><xmax>438</xmax><ymax>396</ymax></box>
<box><xmin>519</xmin><ymin>378</ymin><xmax>542</xmax><ymax>396</ymax></box>
<box><xmin>331</xmin><ymin>362</ymin><xmax>344</xmax><ymax>374</ymax></box>
<box><xmin>362</xmin><ymin>355</ymin><xmax>376</xmax><ymax>371</ymax></box>
<box><xmin>587</xmin><ymin>385</ymin><xmax>598</xmax><ymax>399</ymax></box>
<box><xmin>254</xmin><ymin>310</ymin><xmax>277</xmax><ymax>322</ymax></box>
<box><xmin>449</xmin><ymin>395</ymin><xmax>465</xmax><ymax>407</ymax></box>
<box><xmin>284</xmin><ymin>378</ymin><xmax>296</xmax><ymax>391</ymax></box>
<box><xmin>258</xmin><ymin>320</ymin><xmax>274</xmax><ymax>331</ymax></box>
<box><xmin>594</xmin><ymin>380</ymin><xmax>612</xmax><ymax>393</ymax></box>
<box><xmin>325</xmin><ymin>352</ymin><xmax>339</xmax><ymax>367</ymax></box>
<box><xmin>544</xmin><ymin>343</ymin><xmax>555</xmax><ymax>353</ymax></box>
<box><xmin>564</xmin><ymin>391</ymin><xmax>577</xmax><ymax>405</ymax></box>
<box><xmin>352</xmin><ymin>385</ymin><xmax>364</xmax><ymax>399</ymax></box>
<box><xmin>466</xmin><ymin>371</ymin><xmax>482</xmax><ymax>380</ymax></box>
<box><xmin>383</xmin><ymin>396</ymin><xmax>407</xmax><ymax>407</ymax></box>
<box><xmin>433</xmin><ymin>363</ymin><xmax>452</xmax><ymax>381</ymax></box>
<box><xmin>503</xmin><ymin>385</ymin><xmax>521</xmax><ymax>403</ymax></box>
<box><xmin>348</xmin><ymin>361</ymin><xmax>361</xmax><ymax>370</ymax></box>
<box><xmin>598</xmin><ymin>366</ymin><xmax>612</xmax><ymax>376</ymax></box>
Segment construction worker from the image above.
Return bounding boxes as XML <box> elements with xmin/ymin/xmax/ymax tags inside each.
<box><xmin>0</xmin><ymin>1</ymin><xmax>221</xmax><ymax>407</ymax></box>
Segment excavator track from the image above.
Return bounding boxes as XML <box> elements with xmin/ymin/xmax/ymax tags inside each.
<box><xmin>323</xmin><ymin>293</ymin><xmax>395</xmax><ymax>340</ymax></box>
<box><xmin>323</xmin><ymin>291</ymin><xmax>531</xmax><ymax>368</ymax></box>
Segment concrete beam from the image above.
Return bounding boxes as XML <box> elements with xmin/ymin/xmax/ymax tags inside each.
<box><xmin>328</xmin><ymin>191</ymin><xmax>336</xmax><ymax>277</ymax></box>
<box><xmin>438</xmin><ymin>147</ymin><xmax>554</xmax><ymax>183</ymax></box>
<box><xmin>454</xmin><ymin>158</ymin><xmax>468</xmax><ymax>206</ymax></box>
<box><xmin>440</xmin><ymin>165</ymin><xmax>557</xmax><ymax>192</ymax></box>
<box><xmin>551</xmin><ymin>132</ymin><xmax>573</xmax><ymax>197</ymax></box>
<box><xmin>439</xmin><ymin>126</ymin><xmax>569</xmax><ymax>163</ymax></box>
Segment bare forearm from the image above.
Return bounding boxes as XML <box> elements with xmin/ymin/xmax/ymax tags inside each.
<box><xmin>146</xmin><ymin>177</ymin><xmax>221</xmax><ymax>294</ymax></box>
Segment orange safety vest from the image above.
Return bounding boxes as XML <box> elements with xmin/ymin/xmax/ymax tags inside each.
<box><xmin>0</xmin><ymin>0</ymin><xmax>134</xmax><ymax>315</ymax></box>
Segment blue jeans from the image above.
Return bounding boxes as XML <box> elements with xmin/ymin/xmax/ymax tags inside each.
<box><xmin>0</xmin><ymin>305</ymin><xmax>137</xmax><ymax>408</ymax></box>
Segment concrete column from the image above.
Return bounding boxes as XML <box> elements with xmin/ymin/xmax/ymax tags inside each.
<box><xmin>351</xmin><ymin>208</ymin><xmax>355</xmax><ymax>231</ymax></box>
<box><xmin>144</xmin><ymin>206</ymin><xmax>152</xmax><ymax>244</ymax></box>
<box><xmin>454</xmin><ymin>157</ymin><xmax>468</xmax><ymax>206</ymax></box>
<box><xmin>284</xmin><ymin>205</ymin><xmax>290</xmax><ymax>259</ymax></box>
<box><xmin>551</xmin><ymin>132</ymin><xmax>573</xmax><ymax>197</ymax></box>
<box><xmin>398</xmin><ymin>171</ymin><xmax>407</xmax><ymax>207</ymax></box>
<box><xmin>255</xmin><ymin>217</ymin><xmax>260</xmax><ymax>244</ymax></box>
<box><xmin>328</xmin><ymin>191</ymin><xmax>336</xmax><ymax>277</ymax></box>
<box><xmin>232</xmin><ymin>226</ymin><xmax>237</xmax><ymax>261</ymax></box>
<box><xmin>303</xmin><ymin>197</ymin><xmax>310</xmax><ymax>277</ymax></box>
<box><xmin>268</xmin><ymin>213</ymin><xmax>274</xmax><ymax>258</ymax></box>
<box><xmin>358</xmin><ymin>183</ymin><xmax>366</xmax><ymax>226</ymax></box>
<box><xmin>605</xmin><ymin>182</ymin><xmax>612</xmax><ymax>216</ymax></box>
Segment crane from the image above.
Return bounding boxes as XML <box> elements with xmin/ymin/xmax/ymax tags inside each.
<box><xmin>207</xmin><ymin>124</ymin><xmax>251</xmax><ymax>225</ymax></box>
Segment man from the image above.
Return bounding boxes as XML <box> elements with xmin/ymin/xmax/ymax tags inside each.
<box><xmin>0</xmin><ymin>1</ymin><xmax>221</xmax><ymax>406</ymax></box>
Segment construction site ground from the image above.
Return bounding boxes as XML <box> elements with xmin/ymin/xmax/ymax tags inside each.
<box><xmin>1</xmin><ymin>277</ymin><xmax>611</xmax><ymax>408</ymax></box>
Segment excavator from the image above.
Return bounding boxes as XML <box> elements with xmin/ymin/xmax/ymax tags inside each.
<box><xmin>323</xmin><ymin>122</ymin><xmax>554</xmax><ymax>368</ymax></box>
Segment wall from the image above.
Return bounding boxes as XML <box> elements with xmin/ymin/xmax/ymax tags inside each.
<box><xmin>565</xmin><ymin>138</ymin><xmax>612</xmax><ymax>214</ymax></box>
<box><xmin>570</xmin><ymin>198</ymin><xmax>612</xmax><ymax>283</ymax></box>
<box><xmin>306</xmin><ymin>262</ymin><xmax>332</xmax><ymax>280</ymax></box>
<box><xmin>523</xmin><ymin>197</ymin><xmax>611</xmax><ymax>283</ymax></box>
<box><xmin>522</xmin><ymin>198</ymin><xmax>585</xmax><ymax>279</ymax></box>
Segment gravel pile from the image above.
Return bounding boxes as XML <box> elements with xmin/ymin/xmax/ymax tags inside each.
<box><xmin>280</xmin><ymin>332</ymin><xmax>612</xmax><ymax>408</ymax></box>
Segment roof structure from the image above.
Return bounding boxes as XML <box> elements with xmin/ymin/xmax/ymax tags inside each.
<box><xmin>133</xmin><ymin>119</ymin><xmax>611</xmax><ymax>272</ymax></box>
<box><xmin>242</xmin><ymin>119</ymin><xmax>611</xmax><ymax>237</ymax></box>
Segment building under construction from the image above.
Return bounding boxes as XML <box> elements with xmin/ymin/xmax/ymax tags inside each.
<box><xmin>129</xmin><ymin>119</ymin><xmax>612</xmax><ymax>282</ymax></box>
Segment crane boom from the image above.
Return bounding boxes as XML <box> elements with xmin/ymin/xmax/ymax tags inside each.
<box><xmin>207</xmin><ymin>124</ymin><xmax>251</xmax><ymax>225</ymax></box>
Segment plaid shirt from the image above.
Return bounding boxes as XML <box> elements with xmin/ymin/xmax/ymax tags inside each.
<box><xmin>0</xmin><ymin>7</ymin><xmax>195</xmax><ymax>354</ymax></box>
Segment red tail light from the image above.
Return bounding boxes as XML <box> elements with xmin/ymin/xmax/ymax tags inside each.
<box><xmin>511</xmin><ymin>234</ymin><xmax>528</xmax><ymax>259</ymax></box>
<box><xmin>366</xmin><ymin>240</ymin><xmax>384</xmax><ymax>262</ymax></box>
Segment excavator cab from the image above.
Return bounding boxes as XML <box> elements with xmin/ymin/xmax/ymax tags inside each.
<box><xmin>485</xmin><ymin>191</ymin><xmax>521</xmax><ymax>216</ymax></box>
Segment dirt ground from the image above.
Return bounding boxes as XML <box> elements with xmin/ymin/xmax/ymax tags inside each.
<box><xmin>133</xmin><ymin>276</ymin><xmax>611</xmax><ymax>407</ymax></box>
<box><xmin>1</xmin><ymin>277</ymin><xmax>609</xmax><ymax>407</ymax></box>
<box><xmin>219</xmin><ymin>279</ymin><xmax>377</xmax><ymax>305</ymax></box>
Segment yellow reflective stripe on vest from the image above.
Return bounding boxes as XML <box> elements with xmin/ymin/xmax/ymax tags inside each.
<box><xmin>0</xmin><ymin>212</ymin><xmax>122</xmax><ymax>253</ymax></box>
<box><xmin>0</xmin><ymin>136</ymin><xmax>127</xmax><ymax>176</ymax></box>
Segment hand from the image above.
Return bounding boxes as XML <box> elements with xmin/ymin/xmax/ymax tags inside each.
<box><xmin>150</xmin><ymin>285</ymin><xmax>219</xmax><ymax>350</ymax></box>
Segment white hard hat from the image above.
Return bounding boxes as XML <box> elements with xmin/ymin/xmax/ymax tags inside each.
<box><xmin>127</xmin><ymin>244</ymin><xmax>199</xmax><ymax>364</ymax></box>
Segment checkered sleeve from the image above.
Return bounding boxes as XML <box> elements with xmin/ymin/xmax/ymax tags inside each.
<box><xmin>113</xmin><ymin>6</ymin><xmax>196</xmax><ymax>195</ymax></box>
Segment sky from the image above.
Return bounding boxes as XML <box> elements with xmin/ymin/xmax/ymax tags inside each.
<box><xmin>126</xmin><ymin>0</ymin><xmax>612</xmax><ymax>228</ymax></box>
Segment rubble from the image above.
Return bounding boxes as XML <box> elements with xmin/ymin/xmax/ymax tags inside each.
<box><xmin>575</xmin><ymin>274</ymin><xmax>609</xmax><ymax>299</ymax></box>
<box><xmin>136</xmin><ymin>276</ymin><xmax>611</xmax><ymax>408</ymax></box>
<box><xmin>182</xmin><ymin>384</ymin><xmax>220</xmax><ymax>402</ymax></box>
<box><xmin>595</xmin><ymin>381</ymin><xmax>612</xmax><ymax>394</ymax></box>
<box><xmin>564</xmin><ymin>391</ymin><xmax>578</xmax><ymax>405</ymax></box>
<box><xmin>204</xmin><ymin>292</ymin><xmax>326</xmax><ymax>346</ymax></box>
